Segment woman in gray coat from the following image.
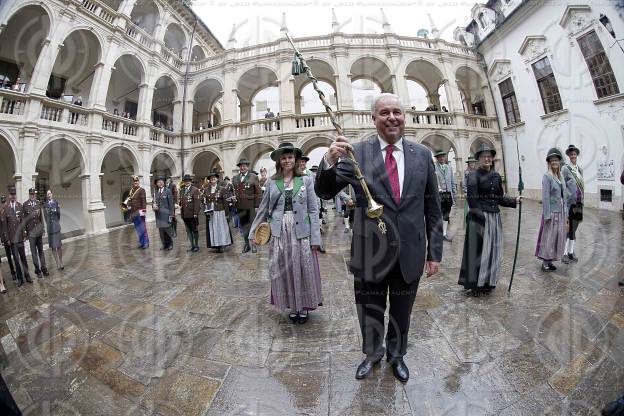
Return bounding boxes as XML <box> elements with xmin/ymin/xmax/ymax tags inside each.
<box><xmin>535</xmin><ymin>148</ymin><xmax>568</xmax><ymax>272</ymax></box>
<box><xmin>44</xmin><ymin>190</ymin><xmax>63</xmax><ymax>270</ymax></box>
<box><xmin>249</xmin><ymin>142</ymin><xmax>322</xmax><ymax>324</ymax></box>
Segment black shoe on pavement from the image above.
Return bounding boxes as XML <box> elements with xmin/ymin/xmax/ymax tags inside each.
<box><xmin>25</xmin><ymin>274</ymin><xmax>33</xmax><ymax>283</ymax></box>
<box><xmin>355</xmin><ymin>357</ymin><xmax>382</xmax><ymax>380</ymax></box>
<box><xmin>548</xmin><ymin>263</ymin><xmax>557</xmax><ymax>271</ymax></box>
<box><xmin>568</xmin><ymin>253</ymin><xmax>579</xmax><ymax>262</ymax></box>
<box><xmin>242</xmin><ymin>243</ymin><xmax>251</xmax><ymax>253</ymax></box>
<box><xmin>388</xmin><ymin>357</ymin><xmax>410</xmax><ymax>382</ymax></box>
<box><xmin>16</xmin><ymin>280</ymin><xmax>23</xmax><ymax>288</ymax></box>
<box><xmin>43</xmin><ymin>270</ymin><xmax>49</xmax><ymax>276</ymax></box>
<box><xmin>251</xmin><ymin>245</ymin><xmax>257</xmax><ymax>253</ymax></box>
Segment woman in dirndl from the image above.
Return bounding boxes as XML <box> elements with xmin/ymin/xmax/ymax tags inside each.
<box><xmin>203</xmin><ymin>172</ymin><xmax>233</xmax><ymax>253</ymax></box>
<box><xmin>249</xmin><ymin>142</ymin><xmax>322</xmax><ymax>324</ymax></box>
<box><xmin>535</xmin><ymin>148</ymin><xmax>568</xmax><ymax>272</ymax></box>
<box><xmin>44</xmin><ymin>190</ymin><xmax>64</xmax><ymax>270</ymax></box>
<box><xmin>458</xmin><ymin>144</ymin><xmax>521</xmax><ymax>296</ymax></box>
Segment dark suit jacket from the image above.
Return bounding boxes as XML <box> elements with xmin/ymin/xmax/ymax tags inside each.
<box><xmin>315</xmin><ymin>137</ymin><xmax>443</xmax><ymax>283</ymax></box>
<box><xmin>0</xmin><ymin>202</ymin><xmax>25</xmax><ymax>244</ymax></box>
<box><xmin>179</xmin><ymin>185</ymin><xmax>201</xmax><ymax>218</ymax></box>
<box><xmin>23</xmin><ymin>199</ymin><xmax>45</xmax><ymax>238</ymax></box>
<box><xmin>129</xmin><ymin>187</ymin><xmax>147</xmax><ymax>218</ymax></box>
<box><xmin>43</xmin><ymin>199</ymin><xmax>61</xmax><ymax>235</ymax></box>
<box><xmin>232</xmin><ymin>172</ymin><xmax>262</xmax><ymax>210</ymax></box>
<box><xmin>154</xmin><ymin>187</ymin><xmax>174</xmax><ymax>228</ymax></box>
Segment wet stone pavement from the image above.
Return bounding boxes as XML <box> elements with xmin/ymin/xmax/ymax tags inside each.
<box><xmin>0</xmin><ymin>200</ymin><xmax>623</xmax><ymax>415</ymax></box>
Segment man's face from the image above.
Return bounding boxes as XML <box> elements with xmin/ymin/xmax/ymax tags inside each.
<box><xmin>9</xmin><ymin>192</ymin><xmax>16</xmax><ymax>202</ymax></box>
<box><xmin>239</xmin><ymin>164</ymin><xmax>248</xmax><ymax>173</ymax></box>
<box><xmin>372</xmin><ymin>97</ymin><xmax>405</xmax><ymax>144</ymax></box>
<box><xmin>468</xmin><ymin>161</ymin><xmax>476</xmax><ymax>170</ymax></box>
<box><xmin>133</xmin><ymin>180</ymin><xmax>139</xmax><ymax>188</ymax></box>
<box><xmin>29</xmin><ymin>193</ymin><xmax>36</xmax><ymax>200</ymax></box>
<box><xmin>298</xmin><ymin>160</ymin><xmax>307</xmax><ymax>170</ymax></box>
<box><xmin>156</xmin><ymin>180</ymin><xmax>164</xmax><ymax>188</ymax></box>
<box><xmin>568</xmin><ymin>151</ymin><xmax>578</xmax><ymax>164</ymax></box>
<box><xmin>209</xmin><ymin>177</ymin><xmax>217</xmax><ymax>185</ymax></box>
<box><xmin>436</xmin><ymin>155</ymin><xmax>447</xmax><ymax>164</ymax></box>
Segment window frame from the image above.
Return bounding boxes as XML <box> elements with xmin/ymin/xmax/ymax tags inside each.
<box><xmin>531</xmin><ymin>57</ymin><xmax>563</xmax><ymax>114</ymax></box>
<box><xmin>498</xmin><ymin>78</ymin><xmax>521</xmax><ymax>126</ymax></box>
<box><xmin>577</xmin><ymin>30</ymin><xmax>620</xmax><ymax>99</ymax></box>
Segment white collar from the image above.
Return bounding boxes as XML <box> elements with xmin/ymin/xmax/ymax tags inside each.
<box><xmin>377</xmin><ymin>135</ymin><xmax>403</xmax><ymax>152</ymax></box>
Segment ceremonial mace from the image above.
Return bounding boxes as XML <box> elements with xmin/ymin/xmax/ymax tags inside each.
<box><xmin>508</xmin><ymin>131</ymin><xmax>523</xmax><ymax>294</ymax></box>
<box><xmin>285</xmin><ymin>32</ymin><xmax>387</xmax><ymax>235</ymax></box>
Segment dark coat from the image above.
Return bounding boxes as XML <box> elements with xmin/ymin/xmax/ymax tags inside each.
<box><xmin>232</xmin><ymin>172</ymin><xmax>262</xmax><ymax>210</ymax></box>
<box><xmin>0</xmin><ymin>201</ymin><xmax>25</xmax><ymax>244</ymax></box>
<box><xmin>153</xmin><ymin>187</ymin><xmax>174</xmax><ymax>228</ymax></box>
<box><xmin>23</xmin><ymin>199</ymin><xmax>45</xmax><ymax>238</ymax></box>
<box><xmin>43</xmin><ymin>199</ymin><xmax>61</xmax><ymax>235</ymax></box>
<box><xmin>179</xmin><ymin>185</ymin><xmax>201</xmax><ymax>218</ymax></box>
<box><xmin>465</xmin><ymin>169</ymin><xmax>517</xmax><ymax>214</ymax></box>
<box><xmin>203</xmin><ymin>184</ymin><xmax>231</xmax><ymax>212</ymax></box>
<box><xmin>315</xmin><ymin>137</ymin><xmax>443</xmax><ymax>283</ymax></box>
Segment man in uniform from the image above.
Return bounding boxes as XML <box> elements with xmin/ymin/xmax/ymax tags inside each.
<box><xmin>23</xmin><ymin>188</ymin><xmax>48</xmax><ymax>277</ymax></box>
<box><xmin>0</xmin><ymin>195</ymin><xmax>17</xmax><ymax>281</ymax></box>
<box><xmin>434</xmin><ymin>149</ymin><xmax>456</xmax><ymax>241</ymax></box>
<box><xmin>0</xmin><ymin>186</ymin><xmax>32</xmax><ymax>286</ymax></box>
<box><xmin>129</xmin><ymin>176</ymin><xmax>148</xmax><ymax>249</ymax></box>
<box><xmin>179</xmin><ymin>174</ymin><xmax>201</xmax><ymax>252</ymax></box>
<box><xmin>166</xmin><ymin>177</ymin><xmax>179</xmax><ymax>238</ymax></box>
<box><xmin>153</xmin><ymin>176</ymin><xmax>174</xmax><ymax>251</ymax></box>
<box><xmin>232</xmin><ymin>159</ymin><xmax>262</xmax><ymax>253</ymax></box>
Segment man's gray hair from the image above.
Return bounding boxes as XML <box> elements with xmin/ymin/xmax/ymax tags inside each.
<box><xmin>370</xmin><ymin>93</ymin><xmax>405</xmax><ymax>115</ymax></box>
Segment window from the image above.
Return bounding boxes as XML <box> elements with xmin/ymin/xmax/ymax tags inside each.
<box><xmin>532</xmin><ymin>57</ymin><xmax>563</xmax><ymax>114</ymax></box>
<box><xmin>478</xmin><ymin>13</ymin><xmax>487</xmax><ymax>28</ymax></box>
<box><xmin>578</xmin><ymin>31</ymin><xmax>619</xmax><ymax>99</ymax></box>
<box><xmin>46</xmin><ymin>74</ymin><xmax>66</xmax><ymax>99</ymax></box>
<box><xmin>499</xmin><ymin>78</ymin><xmax>521</xmax><ymax>125</ymax></box>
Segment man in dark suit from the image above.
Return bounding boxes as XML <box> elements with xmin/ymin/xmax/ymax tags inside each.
<box><xmin>0</xmin><ymin>186</ymin><xmax>33</xmax><ymax>286</ymax></box>
<box><xmin>153</xmin><ymin>176</ymin><xmax>174</xmax><ymax>251</ymax></box>
<box><xmin>315</xmin><ymin>93</ymin><xmax>443</xmax><ymax>382</ymax></box>
<box><xmin>232</xmin><ymin>159</ymin><xmax>262</xmax><ymax>253</ymax></box>
<box><xmin>179</xmin><ymin>174</ymin><xmax>201</xmax><ymax>252</ymax></box>
<box><xmin>0</xmin><ymin>195</ymin><xmax>17</xmax><ymax>281</ymax></box>
<box><xmin>23</xmin><ymin>188</ymin><xmax>48</xmax><ymax>277</ymax></box>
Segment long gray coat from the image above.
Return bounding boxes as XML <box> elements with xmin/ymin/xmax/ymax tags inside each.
<box><xmin>315</xmin><ymin>137</ymin><xmax>443</xmax><ymax>283</ymax></box>
<box><xmin>249</xmin><ymin>175</ymin><xmax>321</xmax><ymax>246</ymax></box>
<box><xmin>153</xmin><ymin>187</ymin><xmax>174</xmax><ymax>228</ymax></box>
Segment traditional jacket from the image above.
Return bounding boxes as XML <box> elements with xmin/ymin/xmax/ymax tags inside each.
<box><xmin>435</xmin><ymin>162</ymin><xmax>457</xmax><ymax>204</ymax></box>
<box><xmin>43</xmin><ymin>199</ymin><xmax>61</xmax><ymax>235</ymax></box>
<box><xmin>541</xmin><ymin>172</ymin><xmax>568</xmax><ymax>220</ymax></box>
<box><xmin>179</xmin><ymin>185</ymin><xmax>201</xmax><ymax>218</ymax></box>
<box><xmin>561</xmin><ymin>164</ymin><xmax>584</xmax><ymax>208</ymax></box>
<box><xmin>204</xmin><ymin>184</ymin><xmax>231</xmax><ymax>212</ymax></box>
<box><xmin>232</xmin><ymin>172</ymin><xmax>262</xmax><ymax>210</ymax></box>
<box><xmin>249</xmin><ymin>176</ymin><xmax>321</xmax><ymax>246</ymax></box>
<box><xmin>129</xmin><ymin>186</ymin><xmax>147</xmax><ymax>218</ymax></box>
<box><xmin>23</xmin><ymin>198</ymin><xmax>45</xmax><ymax>238</ymax></box>
<box><xmin>0</xmin><ymin>201</ymin><xmax>25</xmax><ymax>243</ymax></box>
<box><xmin>465</xmin><ymin>168</ymin><xmax>517</xmax><ymax>214</ymax></box>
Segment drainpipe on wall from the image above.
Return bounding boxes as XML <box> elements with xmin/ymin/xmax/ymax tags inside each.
<box><xmin>180</xmin><ymin>17</ymin><xmax>198</xmax><ymax>177</ymax></box>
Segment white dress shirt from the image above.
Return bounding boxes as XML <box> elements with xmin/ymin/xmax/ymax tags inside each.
<box><xmin>324</xmin><ymin>135</ymin><xmax>405</xmax><ymax>196</ymax></box>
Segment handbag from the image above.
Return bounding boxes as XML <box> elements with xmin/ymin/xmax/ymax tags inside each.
<box><xmin>254</xmin><ymin>188</ymin><xmax>282</xmax><ymax>246</ymax></box>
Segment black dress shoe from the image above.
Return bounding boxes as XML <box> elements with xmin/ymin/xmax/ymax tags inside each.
<box><xmin>36</xmin><ymin>273</ymin><xmax>43</xmax><ymax>279</ymax></box>
<box><xmin>16</xmin><ymin>280</ymin><xmax>23</xmax><ymax>288</ymax></box>
<box><xmin>192</xmin><ymin>247</ymin><xmax>199</xmax><ymax>252</ymax></box>
<box><xmin>388</xmin><ymin>357</ymin><xmax>409</xmax><ymax>382</ymax></box>
<box><xmin>11</xmin><ymin>273</ymin><xmax>17</xmax><ymax>281</ymax></box>
<box><xmin>318</xmin><ymin>248</ymin><xmax>326</xmax><ymax>254</ymax></box>
<box><xmin>355</xmin><ymin>357</ymin><xmax>381</xmax><ymax>380</ymax></box>
<box><xmin>548</xmin><ymin>263</ymin><xmax>557</xmax><ymax>271</ymax></box>
<box><xmin>25</xmin><ymin>274</ymin><xmax>33</xmax><ymax>283</ymax></box>
<box><xmin>561</xmin><ymin>255</ymin><xmax>570</xmax><ymax>264</ymax></box>
<box><xmin>242</xmin><ymin>243</ymin><xmax>250</xmax><ymax>253</ymax></box>
<box><xmin>568</xmin><ymin>253</ymin><xmax>578</xmax><ymax>262</ymax></box>
<box><xmin>297</xmin><ymin>311</ymin><xmax>308</xmax><ymax>324</ymax></box>
<box><xmin>43</xmin><ymin>270</ymin><xmax>49</xmax><ymax>276</ymax></box>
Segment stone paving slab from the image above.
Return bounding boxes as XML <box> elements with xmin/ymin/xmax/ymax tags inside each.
<box><xmin>0</xmin><ymin>200</ymin><xmax>622</xmax><ymax>415</ymax></box>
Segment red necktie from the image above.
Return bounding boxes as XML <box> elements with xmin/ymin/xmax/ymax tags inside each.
<box><xmin>385</xmin><ymin>145</ymin><xmax>400</xmax><ymax>204</ymax></box>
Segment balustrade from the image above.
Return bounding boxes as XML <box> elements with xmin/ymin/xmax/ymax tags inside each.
<box><xmin>81</xmin><ymin>0</ymin><xmax>116</xmax><ymax>25</ymax></box>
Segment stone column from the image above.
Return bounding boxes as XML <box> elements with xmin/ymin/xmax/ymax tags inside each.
<box><xmin>19</xmin><ymin>125</ymin><xmax>39</xmax><ymax>201</ymax></box>
<box><xmin>481</xmin><ymin>85</ymin><xmax>496</xmax><ymax>117</ymax></box>
<box><xmin>91</xmin><ymin>38</ymin><xmax>121</xmax><ymax>111</ymax></box>
<box><xmin>85</xmin><ymin>136</ymin><xmax>107</xmax><ymax>233</ymax></box>
<box><xmin>332</xmin><ymin>39</ymin><xmax>354</xmax><ymax>111</ymax></box>
<box><xmin>137</xmin><ymin>83</ymin><xmax>152</xmax><ymax>124</ymax></box>
<box><xmin>172</xmin><ymin>100</ymin><xmax>182</xmax><ymax>131</ymax></box>
<box><xmin>222</xmin><ymin>60</ymin><xmax>238</xmax><ymax>124</ymax></box>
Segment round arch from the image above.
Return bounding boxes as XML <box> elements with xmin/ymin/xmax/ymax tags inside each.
<box><xmin>298</xmin><ymin>135</ymin><xmax>334</xmax><ymax>155</ymax></box>
<box><xmin>190</xmin><ymin>150</ymin><xmax>222</xmax><ymax>181</ymax></box>
<box><xmin>191</xmin><ymin>45</ymin><xmax>206</xmax><ymax>61</ymax></box>
<box><xmin>350</xmin><ymin>56</ymin><xmax>394</xmax><ymax>93</ymax></box>
<box><xmin>110</xmin><ymin>52</ymin><xmax>147</xmax><ymax>83</ymax></box>
<box><xmin>455</xmin><ymin>65</ymin><xmax>487</xmax><ymax>115</ymax></box>
<box><xmin>164</xmin><ymin>22</ymin><xmax>187</xmax><ymax>56</ymax></box>
<box><xmin>3</xmin><ymin>1</ymin><xmax>54</xmax><ymax>26</ymax></box>
<box><xmin>404</xmin><ymin>58</ymin><xmax>446</xmax><ymax>94</ymax></box>
<box><xmin>294</xmin><ymin>58</ymin><xmax>337</xmax><ymax>97</ymax></box>
<box><xmin>236</xmin><ymin>141</ymin><xmax>277</xmax><ymax>171</ymax></box>
<box><xmin>34</xmin><ymin>133</ymin><xmax>88</xmax><ymax>173</ymax></box>
<box><xmin>100</xmin><ymin>144</ymin><xmax>141</xmax><ymax>227</ymax></box>
<box><xmin>189</xmin><ymin>77</ymin><xmax>224</xmax><ymax>99</ymax></box>
<box><xmin>469</xmin><ymin>136</ymin><xmax>496</xmax><ymax>156</ymax></box>
<box><xmin>237</xmin><ymin>66</ymin><xmax>279</xmax><ymax>105</ymax></box>
<box><xmin>129</xmin><ymin>1</ymin><xmax>161</xmax><ymax>35</ymax></box>
<box><xmin>192</xmin><ymin>78</ymin><xmax>224</xmax><ymax>129</ymax></box>
<box><xmin>98</xmin><ymin>143</ymin><xmax>141</xmax><ymax>176</ymax></box>
<box><xmin>151</xmin><ymin>150</ymin><xmax>179</xmax><ymax>178</ymax></box>
<box><xmin>0</xmin><ymin>132</ymin><xmax>17</xmax><ymax>198</ymax></box>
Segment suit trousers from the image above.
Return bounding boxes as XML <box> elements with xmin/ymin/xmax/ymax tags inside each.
<box><xmin>9</xmin><ymin>242</ymin><xmax>29</xmax><ymax>281</ymax></box>
<box><xmin>158</xmin><ymin>227</ymin><xmax>173</xmax><ymax>249</ymax></box>
<box><xmin>354</xmin><ymin>261</ymin><xmax>420</xmax><ymax>360</ymax></box>
<box><xmin>3</xmin><ymin>244</ymin><xmax>16</xmax><ymax>276</ymax></box>
<box><xmin>237</xmin><ymin>208</ymin><xmax>255</xmax><ymax>238</ymax></box>
<box><xmin>183</xmin><ymin>217</ymin><xmax>199</xmax><ymax>248</ymax></box>
<box><xmin>29</xmin><ymin>236</ymin><xmax>47</xmax><ymax>274</ymax></box>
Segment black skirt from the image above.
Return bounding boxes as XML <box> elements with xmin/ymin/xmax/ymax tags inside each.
<box><xmin>440</xmin><ymin>191</ymin><xmax>453</xmax><ymax>220</ymax></box>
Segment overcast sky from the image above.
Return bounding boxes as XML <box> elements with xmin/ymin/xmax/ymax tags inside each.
<box><xmin>192</xmin><ymin>0</ymin><xmax>476</xmax><ymax>48</ymax></box>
